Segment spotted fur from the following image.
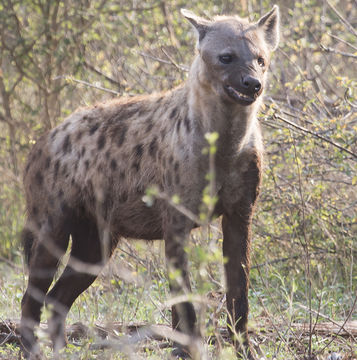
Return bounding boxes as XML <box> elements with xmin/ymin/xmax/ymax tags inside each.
<box><xmin>20</xmin><ymin>6</ymin><xmax>279</xmax><ymax>359</ymax></box>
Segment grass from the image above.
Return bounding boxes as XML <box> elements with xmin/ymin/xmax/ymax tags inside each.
<box><xmin>0</xmin><ymin>229</ymin><xmax>355</xmax><ymax>359</ymax></box>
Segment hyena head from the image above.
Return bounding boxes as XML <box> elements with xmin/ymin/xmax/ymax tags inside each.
<box><xmin>182</xmin><ymin>6</ymin><xmax>279</xmax><ymax>106</ymax></box>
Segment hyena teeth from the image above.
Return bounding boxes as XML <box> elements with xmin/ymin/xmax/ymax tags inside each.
<box><xmin>227</xmin><ymin>85</ymin><xmax>251</xmax><ymax>100</ymax></box>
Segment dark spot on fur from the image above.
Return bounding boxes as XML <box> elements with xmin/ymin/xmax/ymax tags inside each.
<box><xmin>176</xmin><ymin>119</ymin><xmax>181</xmax><ymax>132</ymax></box>
<box><xmin>62</xmin><ymin>123</ymin><xmax>70</xmax><ymax>131</ymax></box>
<box><xmin>58</xmin><ymin>189</ymin><xmax>64</xmax><ymax>198</ymax></box>
<box><xmin>85</xmin><ymin>160</ymin><xmax>89</xmax><ymax>170</ymax></box>
<box><xmin>169</xmin><ymin>155</ymin><xmax>174</xmax><ymax>164</ymax></box>
<box><xmin>25</xmin><ymin>162</ymin><xmax>30</xmax><ymax>174</ymax></box>
<box><xmin>32</xmin><ymin>150</ymin><xmax>41</xmax><ymax>161</ymax></box>
<box><xmin>132</xmin><ymin>162</ymin><xmax>140</xmax><ymax>172</ymax></box>
<box><xmin>134</xmin><ymin>144</ymin><xmax>143</xmax><ymax>158</ymax></box>
<box><xmin>146</xmin><ymin>120</ymin><xmax>154</xmax><ymax>133</ymax></box>
<box><xmin>54</xmin><ymin>160</ymin><xmax>60</xmax><ymax>180</ymax></box>
<box><xmin>149</xmin><ymin>137</ymin><xmax>158</xmax><ymax>158</ymax></box>
<box><xmin>32</xmin><ymin>206</ymin><xmax>39</xmax><ymax>216</ymax></box>
<box><xmin>51</xmin><ymin>129</ymin><xmax>58</xmax><ymax>139</ymax></box>
<box><xmin>105</xmin><ymin>150</ymin><xmax>110</xmax><ymax>160</ymax></box>
<box><xmin>175</xmin><ymin>172</ymin><xmax>180</xmax><ymax>185</ymax></box>
<box><xmin>76</xmin><ymin>131</ymin><xmax>83</xmax><ymax>141</ymax></box>
<box><xmin>74</xmin><ymin>162</ymin><xmax>78</xmax><ymax>172</ymax></box>
<box><xmin>184</xmin><ymin>117</ymin><xmax>191</xmax><ymax>133</ymax></box>
<box><xmin>81</xmin><ymin>147</ymin><xmax>86</xmax><ymax>157</ymax></box>
<box><xmin>174</xmin><ymin>161</ymin><xmax>179</xmax><ymax>172</ymax></box>
<box><xmin>62</xmin><ymin>164</ymin><xmax>67</xmax><ymax>175</ymax></box>
<box><xmin>170</xmin><ymin>107</ymin><xmax>178</xmax><ymax>119</ymax></box>
<box><xmin>160</xmin><ymin>128</ymin><xmax>166</xmax><ymax>141</ymax></box>
<box><xmin>116</xmin><ymin>124</ymin><xmax>127</xmax><ymax>148</ymax></box>
<box><xmin>89</xmin><ymin>123</ymin><xmax>99</xmax><ymax>135</ymax></box>
<box><xmin>63</xmin><ymin>134</ymin><xmax>72</xmax><ymax>154</ymax></box>
<box><xmin>120</xmin><ymin>171</ymin><xmax>125</xmax><ymax>180</ymax></box>
<box><xmin>136</xmin><ymin>106</ymin><xmax>146</xmax><ymax>117</ymax></box>
<box><xmin>35</xmin><ymin>171</ymin><xmax>43</xmax><ymax>186</ymax></box>
<box><xmin>60</xmin><ymin>201</ymin><xmax>69</xmax><ymax>213</ymax></box>
<box><xmin>119</xmin><ymin>191</ymin><xmax>128</xmax><ymax>203</ymax></box>
<box><xmin>45</xmin><ymin>157</ymin><xmax>51</xmax><ymax>169</ymax></box>
<box><xmin>97</xmin><ymin>134</ymin><xmax>106</xmax><ymax>150</ymax></box>
<box><xmin>110</xmin><ymin>159</ymin><xmax>117</xmax><ymax>171</ymax></box>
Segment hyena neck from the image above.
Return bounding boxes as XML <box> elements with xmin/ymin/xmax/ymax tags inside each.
<box><xmin>186</xmin><ymin>56</ymin><xmax>262</xmax><ymax>152</ymax></box>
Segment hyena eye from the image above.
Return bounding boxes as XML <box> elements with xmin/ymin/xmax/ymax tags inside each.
<box><xmin>257</xmin><ymin>57</ymin><xmax>265</xmax><ymax>67</ymax></box>
<box><xmin>219</xmin><ymin>54</ymin><xmax>233</xmax><ymax>64</ymax></box>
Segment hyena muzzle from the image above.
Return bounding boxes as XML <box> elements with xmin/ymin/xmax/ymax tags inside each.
<box><xmin>20</xmin><ymin>6</ymin><xmax>279</xmax><ymax>359</ymax></box>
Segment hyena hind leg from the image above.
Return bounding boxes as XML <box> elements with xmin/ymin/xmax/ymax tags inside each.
<box><xmin>45</xmin><ymin>217</ymin><xmax>118</xmax><ymax>353</ymax></box>
<box><xmin>20</xmin><ymin>221</ymin><xmax>70</xmax><ymax>358</ymax></box>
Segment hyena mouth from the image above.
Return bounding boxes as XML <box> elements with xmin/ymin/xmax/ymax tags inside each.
<box><xmin>224</xmin><ymin>85</ymin><xmax>256</xmax><ymax>105</ymax></box>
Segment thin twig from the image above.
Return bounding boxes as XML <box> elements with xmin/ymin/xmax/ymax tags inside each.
<box><xmin>54</xmin><ymin>75</ymin><xmax>120</xmax><ymax>95</ymax></box>
<box><xmin>297</xmin><ymin>304</ymin><xmax>356</xmax><ymax>339</ymax></box>
<box><xmin>83</xmin><ymin>61</ymin><xmax>122</xmax><ymax>89</ymax></box>
<box><xmin>326</xmin><ymin>0</ymin><xmax>357</xmax><ymax>38</ymax></box>
<box><xmin>272</xmin><ymin>113</ymin><xmax>357</xmax><ymax>160</ymax></box>
<box><xmin>320</xmin><ymin>44</ymin><xmax>357</xmax><ymax>59</ymax></box>
<box><xmin>139</xmin><ymin>51</ymin><xmax>173</xmax><ymax>65</ymax></box>
<box><xmin>161</xmin><ymin>47</ymin><xmax>189</xmax><ymax>72</ymax></box>
<box><xmin>327</xmin><ymin>32</ymin><xmax>357</xmax><ymax>51</ymax></box>
<box><xmin>318</xmin><ymin>294</ymin><xmax>357</xmax><ymax>354</ymax></box>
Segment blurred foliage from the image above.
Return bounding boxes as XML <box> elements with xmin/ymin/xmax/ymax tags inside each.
<box><xmin>0</xmin><ymin>0</ymin><xmax>356</xmax><ymax>357</ymax></box>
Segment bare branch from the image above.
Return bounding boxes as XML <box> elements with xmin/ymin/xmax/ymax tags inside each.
<box><xmin>272</xmin><ymin>113</ymin><xmax>357</xmax><ymax>160</ymax></box>
<box><xmin>320</xmin><ymin>44</ymin><xmax>357</xmax><ymax>59</ymax></box>
<box><xmin>83</xmin><ymin>61</ymin><xmax>122</xmax><ymax>89</ymax></box>
<box><xmin>326</xmin><ymin>0</ymin><xmax>357</xmax><ymax>38</ymax></box>
<box><xmin>54</xmin><ymin>75</ymin><xmax>120</xmax><ymax>95</ymax></box>
<box><xmin>327</xmin><ymin>32</ymin><xmax>357</xmax><ymax>51</ymax></box>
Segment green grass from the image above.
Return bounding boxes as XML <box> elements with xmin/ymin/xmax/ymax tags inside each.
<box><xmin>0</xmin><ymin>232</ymin><xmax>355</xmax><ymax>359</ymax></box>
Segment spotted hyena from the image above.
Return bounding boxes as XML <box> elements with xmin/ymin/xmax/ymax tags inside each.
<box><xmin>20</xmin><ymin>5</ymin><xmax>279</xmax><ymax>359</ymax></box>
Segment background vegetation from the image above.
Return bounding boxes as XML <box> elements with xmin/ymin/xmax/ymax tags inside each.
<box><xmin>0</xmin><ymin>0</ymin><xmax>356</xmax><ymax>359</ymax></box>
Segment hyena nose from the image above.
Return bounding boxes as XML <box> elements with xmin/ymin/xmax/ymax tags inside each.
<box><xmin>242</xmin><ymin>75</ymin><xmax>262</xmax><ymax>94</ymax></box>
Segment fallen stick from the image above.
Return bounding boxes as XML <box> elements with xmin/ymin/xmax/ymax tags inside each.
<box><xmin>1</xmin><ymin>319</ymin><xmax>356</xmax><ymax>347</ymax></box>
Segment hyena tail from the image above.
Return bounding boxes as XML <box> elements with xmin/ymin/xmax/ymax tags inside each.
<box><xmin>22</xmin><ymin>228</ymin><xmax>35</xmax><ymax>267</ymax></box>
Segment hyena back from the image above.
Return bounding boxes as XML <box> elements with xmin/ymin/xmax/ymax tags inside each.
<box><xmin>21</xmin><ymin>6</ymin><xmax>279</xmax><ymax>359</ymax></box>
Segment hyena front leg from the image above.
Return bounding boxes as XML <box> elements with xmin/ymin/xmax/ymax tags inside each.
<box><xmin>222</xmin><ymin>156</ymin><xmax>261</xmax><ymax>360</ymax></box>
<box><xmin>163</xmin><ymin>209</ymin><xmax>198</xmax><ymax>359</ymax></box>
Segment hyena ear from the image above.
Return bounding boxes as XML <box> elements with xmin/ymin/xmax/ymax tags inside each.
<box><xmin>181</xmin><ymin>9</ymin><xmax>211</xmax><ymax>42</ymax></box>
<box><xmin>257</xmin><ymin>5</ymin><xmax>280</xmax><ymax>51</ymax></box>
